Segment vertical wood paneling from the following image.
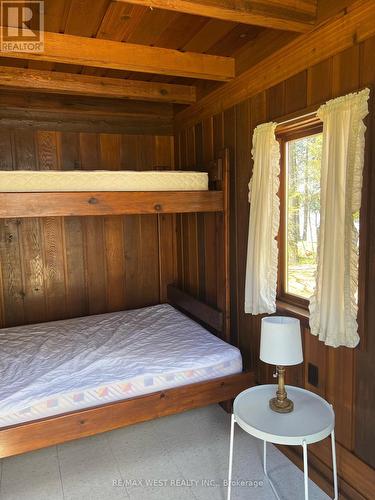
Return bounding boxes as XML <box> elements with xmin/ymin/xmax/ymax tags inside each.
<box><xmin>202</xmin><ymin>117</ymin><xmax>217</xmax><ymax>306</ymax></box>
<box><xmin>307</xmin><ymin>59</ymin><xmax>332</xmax><ymax>106</ymax></box>
<box><xmin>137</xmin><ymin>135</ymin><xmax>155</xmax><ymax>169</ymax></box>
<box><xmin>12</xmin><ymin>129</ymin><xmax>46</xmax><ymax>324</ymax></box>
<box><xmin>235</xmin><ymin>98</ymin><xmax>252</xmax><ymax>369</ymax></box>
<box><xmin>36</xmin><ymin>131</ymin><xmax>67</xmax><ymax>321</ymax></box>
<box><xmin>0</xmin><ymin>220</ymin><xmax>25</xmax><ymax>326</ymax></box>
<box><xmin>42</xmin><ymin>217</ymin><xmax>67</xmax><ymax>321</ymax></box>
<box><xmin>158</xmin><ymin>213</ymin><xmax>177</xmax><ymax>302</ymax></box>
<box><xmin>332</xmin><ymin>45</ymin><xmax>360</xmax><ymax>97</ymax></box>
<box><xmin>13</xmin><ymin>130</ymin><xmax>37</xmax><ymax>170</ymax></box>
<box><xmin>284</xmin><ymin>71</ymin><xmax>307</xmax><ymax>114</ymax></box>
<box><xmin>0</xmin><ymin>129</ymin><xmax>175</xmax><ymax>328</ymax></box>
<box><xmin>180</xmin><ymin>213</ymin><xmax>199</xmax><ymax>296</ymax></box>
<box><xmin>19</xmin><ymin>219</ymin><xmax>46</xmax><ymax>324</ymax></box>
<box><xmin>175</xmin><ymin>33</ymin><xmax>375</xmax><ymax>481</ymax></box>
<box><xmin>154</xmin><ymin>136</ymin><xmax>174</xmax><ymax>168</ymax></box>
<box><xmin>121</xmin><ymin>135</ymin><xmax>139</xmax><ymax>169</ymax></box>
<box><xmin>63</xmin><ymin>217</ymin><xmax>88</xmax><ymax>318</ymax></box>
<box><xmin>0</xmin><ymin>129</ymin><xmax>13</xmax><ymax>170</ymax></box>
<box><xmin>104</xmin><ymin>216</ymin><xmax>126</xmax><ymax>312</ymax></box>
<box><xmin>194</xmin><ymin>122</ymin><xmax>206</xmax><ymax>301</ymax></box>
<box><xmin>354</xmin><ymin>35</ymin><xmax>375</xmax><ymax>468</ymax></box>
<box><xmin>36</xmin><ymin>131</ymin><xmax>59</xmax><ymax>170</ymax></box>
<box><xmin>325</xmin><ymin>42</ymin><xmax>359</xmax><ymax>451</ymax></box>
<box><xmin>248</xmin><ymin>91</ymin><xmax>267</xmax><ymax>376</ymax></box>
<box><xmin>360</xmin><ymin>36</ymin><xmax>375</xmax><ymax>86</ymax></box>
<box><xmin>139</xmin><ymin>214</ymin><xmax>160</xmax><ymax>305</ymax></box>
<box><xmin>267</xmin><ymin>82</ymin><xmax>285</xmax><ymax>120</ymax></box>
<box><xmin>223</xmin><ymin>106</ymin><xmax>238</xmax><ymax>346</ymax></box>
<box><xmin>100</xmin><ymin>134</ymin><xmax>126</xmax><ymax>312</ymax></box>
<box><xmin>100</xmin><ymin>134</ymin><xmax>121</xmax><ymax>170</ymax></box>
<box><xmin>59</xmin><ymin>132</ymin><xmax>80</xmax><ymax>170</ymax></box>
<box><xmin>83</xmin><ymin>216</ymin><xmax>107</xmax><ymax>315</ymax></box>
<box><xmin>304</xmin><ymin>330</ymin><xmax>327</xmax><ymax>396</ymax></box>
<box><xmin>80</xmin><ymin>132</ymin><xmax>107</xmax><ymax>315</ymax></box>
<box><xmin>123</xmin><ymin>215</ymin><xmax>142</xmax><ymax>309</ymax></box>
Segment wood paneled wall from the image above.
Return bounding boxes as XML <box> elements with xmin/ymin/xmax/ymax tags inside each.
<box><xmin>175</xmin><ymin>36</ymin><xmax>375</xmax><ymax>499</ymax></box>
<box><xmin>0</xmin><ymin>129</ymin><xmax>177</xmax><ymax>328</ymax></box>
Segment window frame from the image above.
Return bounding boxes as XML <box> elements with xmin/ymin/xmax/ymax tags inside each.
<box><xmin>276</xmin><ymin>118</ymin><xmax>323</xmax><ymax>310</ymax></box>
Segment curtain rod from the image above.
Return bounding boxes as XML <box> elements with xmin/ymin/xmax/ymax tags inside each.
<box><xmin>275</xmin><ymin>110</ymin><xmax>317</xmax><ymax>127</ymax></box>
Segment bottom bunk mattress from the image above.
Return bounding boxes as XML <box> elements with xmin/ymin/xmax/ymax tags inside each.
<box><xmin>0</xmin><ymin>304</ymin><xmax>242</xmax><ymax>427</ymax></box>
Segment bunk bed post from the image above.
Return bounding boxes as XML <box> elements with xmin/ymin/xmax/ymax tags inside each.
<box><xmin>210</xmin><ymin>148</ymin><xmax>233</xmax><ymax>414</ymax></box>
<box><xmin>222</xmin><ymin>148</ymin><xmax>231</xmax><ymax>344</ymax></box>
<box><xmin>209</xmin><ymin>148</ymin><xmax>231</xmax><ymax>344</ymax></box>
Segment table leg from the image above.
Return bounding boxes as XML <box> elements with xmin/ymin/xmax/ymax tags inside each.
<box><xmin>263</xmin><ymin>440</ymin><xmax>267</xmax><ymax>475</ymax></box>
<box><xmin>227</xmin><ymin>413</ymin><xmax>235</xmax><ymax>500</ymax></box>
<box><xmin>331</xmin><ymin>431</ymin><xmax>338</xmax><ymax>500</ymax></box>
<box><xmin>302</xmin><ymin>439</ymin><xmax>309</xmax><ymax>500</ymax></box>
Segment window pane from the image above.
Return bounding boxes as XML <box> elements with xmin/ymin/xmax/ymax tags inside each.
<box><xmin>286</xmin><ymin>133</ymin><xmax>322</xmax><ymax>299</ymax></box>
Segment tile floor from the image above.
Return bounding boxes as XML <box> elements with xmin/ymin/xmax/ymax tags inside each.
<box><xmin>0</xmin><ymin>405</ymin><xmax>330</xmax><ymax>500</ymax></box>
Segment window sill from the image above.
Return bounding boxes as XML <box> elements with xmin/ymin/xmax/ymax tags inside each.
<box><xmin>276</xmin><ymin>299</ymin><xmax>310</xmax><ymax>326</ymax></box>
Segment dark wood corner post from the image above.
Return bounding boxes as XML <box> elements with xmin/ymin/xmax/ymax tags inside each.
<box><xmin>210</xmin><ymin>148</ymin><xmax>231</xmax><ymax>345</ymax></box>
<box><xmin>209</xmin><ymin>148</ymin><xmax>233</xmax><ymax>413</ymax></box>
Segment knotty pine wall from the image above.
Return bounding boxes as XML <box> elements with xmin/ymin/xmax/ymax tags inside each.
<box><xmin>175</xmin><ymin>36</ymin><xmax>375</xmax><ymax>498</ymax></box>
<box><xmin>0</xmin><ymin>129</ymin><xmax>177</xmax><ymax>328</ymax></box>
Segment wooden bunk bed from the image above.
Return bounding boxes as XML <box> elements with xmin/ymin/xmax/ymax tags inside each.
<box><xmin>0</xmin><ymin>148</ymin><xmax>254</xmax><ymax>458</ymax></box>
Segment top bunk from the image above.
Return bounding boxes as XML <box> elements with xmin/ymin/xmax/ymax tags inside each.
<box><xmin>0</xmin><ymin>149</ymin><xmax>229</xmax><ymax>218</ymax></box>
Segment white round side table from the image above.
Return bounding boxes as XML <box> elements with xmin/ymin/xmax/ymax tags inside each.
<box><xmin>227</xmin><ymin>385</ymin><xmax>338</xmax><ymax>500</ymax></box>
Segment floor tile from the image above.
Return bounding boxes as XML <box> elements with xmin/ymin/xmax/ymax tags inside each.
<box><xmin>0</xmin><ymin>405</ymin><xmax>330</xmax><ymax>500</ymax></box>
<box><xmin>0</xmin><ymin>446</ymin><xmax>63</xmax><ymax>500</ymax></box>
<box><xmin>58</xmin><ymin>433</ymin><xmax>128</xmax><ymax>499</ymax></box>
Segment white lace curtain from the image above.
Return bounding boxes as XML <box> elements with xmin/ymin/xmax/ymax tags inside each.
<box><xmin>309</xmin><ymin>88</ymin><xmax>370</xmax><ymax>348</ymax></box>
<box><xmin>244</xmin><ymin>122</ymin><xmax>280</xmax><ymax>315</ymax></box>
<box><xmin>244</xmin><ymin>88</ymin><xmax>370</xmax><ymax>349</ymax></box>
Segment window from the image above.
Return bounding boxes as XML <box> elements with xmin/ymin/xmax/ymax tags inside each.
<box><xmin>277</xmin><ymin>121</ymin><xmax>323</xmax><ymax>308</ymax></box>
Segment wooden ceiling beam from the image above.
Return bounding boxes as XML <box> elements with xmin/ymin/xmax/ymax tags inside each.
<box><xmin>175</xmin><ymin>0</ymin><xmax>375</xmax><ymax>128</ymax></box>
<box><xmin>0</xmin><ymin>66</ymin><xmax>196</xmax><ymax>104</ymax></box>
<box><xmin>0</xmin><ymin>29</ymin><xmax>234</xmax><ymax>81</ymax></box>
<box><xmin>119</xmin><ymin>0</ymin><xmax>317</xmax><ymax>33</ymax></box>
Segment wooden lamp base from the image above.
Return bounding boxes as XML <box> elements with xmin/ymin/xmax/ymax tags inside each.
<box><xmin>269</xmin><ymin>396</ymin><xmax>294</xmax><ymax>413</ymax></box>
<box><xmin>269</xmin><ymin>365</ymin><xmax>294</xmax><ymax>414</ymax></box>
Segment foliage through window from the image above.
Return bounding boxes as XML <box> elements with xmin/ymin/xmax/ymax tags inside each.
<box><xmin>285</xmin><ymin>133</ymin><xmax>322</xmax><ymax>299</ymax></box>
<box><xmin>278</xmin><ymin>123</ymin><xmax>323</xmax><ymax>306</ymax></box>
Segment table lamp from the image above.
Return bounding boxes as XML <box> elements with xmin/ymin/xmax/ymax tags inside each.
<box><xmin>260</xmin><ymin>316</ymin><xmax>303</xmax><ymax>413</ymax></box>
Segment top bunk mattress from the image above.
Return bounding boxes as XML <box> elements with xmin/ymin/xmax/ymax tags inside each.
<box><xmin>0</xmin><ymin>170</ymin><xmax>208</xmax><ymax>192</ymax></box>
<box><xmin>0</xmin><ymin>304</ymin><xmax>242</xmax><ymax>427</ymax></box>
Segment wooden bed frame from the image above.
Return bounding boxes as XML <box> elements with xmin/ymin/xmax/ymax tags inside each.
<box><xmin>0</xmin><ymin>148</ymin><xmax>254</xmax><ymax>458</ymax></box>
<box><xmin>0</xmin><ymin>285</ymin><xmax>253</xmax><ymax>459</ymax></box>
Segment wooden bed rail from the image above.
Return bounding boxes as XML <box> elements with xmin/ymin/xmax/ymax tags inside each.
<box><xmin>0</xmin><ymin>371</ymin><xmax>254</xmax><ymax>458</ymax></box>
<box><xmin>0</xmin><ymin>190</ymin><xmax>224</xmax><ymax>218</ymax></box>
<box><xmin>167</xmin><ymin>284</ymin><xmax>223</xmax><ymax>333</ymax></box>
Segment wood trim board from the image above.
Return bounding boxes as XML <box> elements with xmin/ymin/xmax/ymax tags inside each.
<box><xmin>0</xmin><ymin>371</ymin><xmax>254</xmax><ymax>459</ymax></box>
<box><xmin>0</xmin><ymin>191</ymin><xmax>224</xmax><ymax>218</ymax></box>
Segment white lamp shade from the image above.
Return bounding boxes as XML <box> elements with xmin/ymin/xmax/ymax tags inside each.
<box><xmin>260</xmin><ymin>316</ymin><xmax>303</xmax><ymax>366</ymax></box>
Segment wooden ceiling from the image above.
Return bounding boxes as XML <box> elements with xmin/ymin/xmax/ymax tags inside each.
<box><xmin>0</xmin><ymin>0</ymin><xmax>349</xmax><ymax>109</ymax></box>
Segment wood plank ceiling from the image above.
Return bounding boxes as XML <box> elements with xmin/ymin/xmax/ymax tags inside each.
<box><xmin>0</xmin><ymin>0</ymin><xmax>319</xmax><ymax>106</ymax></box>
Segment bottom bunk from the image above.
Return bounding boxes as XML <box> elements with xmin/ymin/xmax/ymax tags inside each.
<box><xmin>0</xmin><ymin>287</ymin><xmax>254</xmax><ymax>458</ymax></box>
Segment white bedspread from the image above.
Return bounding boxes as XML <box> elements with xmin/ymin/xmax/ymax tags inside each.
<box><xmin>0</xmin><ymin>304</ymin><xmax>242</xmax><ymax>426</ymax></box>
